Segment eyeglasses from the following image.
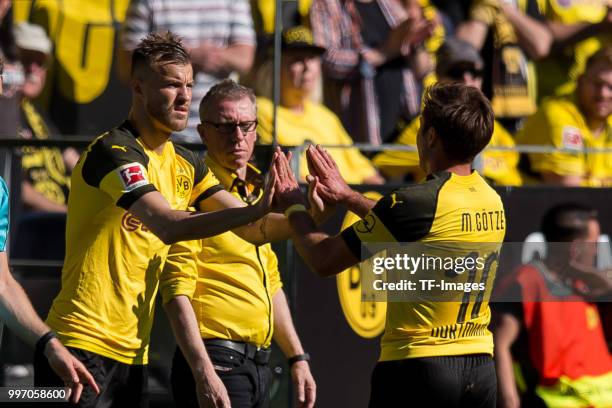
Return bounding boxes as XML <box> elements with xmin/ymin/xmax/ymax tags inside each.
<box><xmin>446</xmin><ymin>66</ymin><xmax>484</xmax><ymax>81</ymax></box>
<box><xmin>204</xmin><ymin>120</ymin><xmax>258</xmax><ymax>134</ymax></box>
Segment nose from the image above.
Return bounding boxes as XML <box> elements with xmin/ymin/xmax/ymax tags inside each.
<box><xmin>177</xmin><ymin>84</ymin><xmax>192</xmax><ymax>103</ymax></box>
<box><xmin>230</xmin><ymin>125</ymin><xmax>246</xmax><ymax>142</ymax></box>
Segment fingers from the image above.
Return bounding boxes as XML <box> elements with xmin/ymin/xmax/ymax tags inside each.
<box><xmin>70</xmin><ymin>382</ymin><xmax>84</xmax><ymax>404</ymax></box>
<box><xmin>316</xmin><ymin>145</ymin><xmax>339</xmax><ymax>171</ymax></box>
<box><xmin>305</xmin><ymin>382</ymin><xmax>316</xmax><ymax>408</ymax></box>
<box><xmin>296</xmin><ymin>378</ymin><xmax>306</xmax><ymax>406</ymax></box>
<box><xmin>307</xmin><ymin>145</ymin><xmax>329</xmax><ymax>177</ymax></box>
<box><xmin>74</xmin><ymin>359</ymin><xmax>100</xmax><ymax>395</ymax></box>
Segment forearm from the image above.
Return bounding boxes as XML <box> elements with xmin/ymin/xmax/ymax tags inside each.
<box><xmin>215</xmin><ymin>44</ymin><xmax>255</xmax><ymax>75</ymax></box>
<box><xmin>142</xmin><ymin>204</ymin><xmax>264</xmax><ymax>245</ymax></box>
<box><xmin>164</xmin><ymin>296</ymin><xmax>215</xmax><ymax>379</ymax></box>
<box><xmin>342</xmin><ymin>190</ymin><xmax>376</xmax><ymax>219</ymax></box>
<box><xmin>502</xmin><ymin>5</ymin><xmax>552</xmax><ymax>60</ymax></box>
<box><xmin>547</xmin><ymin>21</ymin><xmax>605</xmax><ymax>52</ymax></box>
<box><xmin>272</xmin><ymin>291</ymin><xmax>305</xmax><ymax>358</ymax></box>
<box><xmin>495</xmin><ymin>345</ymin><xmax>520</xmax><ymax>406</ymax></box>
<box><xmin>21</xmin><ymin>182</ymin><xmax>67</xmax><ymax>213</ymax></box>
<box><xmin>0</xmin><ymin>273</ymin><xmax>49</xmax><ymax>347</ymax></box>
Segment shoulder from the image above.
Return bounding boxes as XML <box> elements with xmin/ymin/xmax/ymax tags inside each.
<box><xmin>256</xmin><ymin>97</ymin><xmax>273</xmax><ymax>118</ymax></box>
<box><xmin>88</xmin><ymin>123</ymin><xmax>145</xmax><ymax>157</ymax></box>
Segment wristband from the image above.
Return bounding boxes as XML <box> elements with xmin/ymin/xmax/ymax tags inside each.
<box><xmin>284</xmin><ymin>204</ymin><xmax>307</xmax><ymax>218</ymax></box>
<box><xmin>287</xmin><ymin>353</ymin><xmax>310</xmax><ymax>367</ymax></box>
<box><xmin>36</xmin><ymin>331</ymin><xmax>57</xmax><ymax>354</ymax></box>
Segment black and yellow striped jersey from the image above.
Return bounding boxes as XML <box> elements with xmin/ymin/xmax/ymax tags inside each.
<box><xmin>341</xmin><ymin>171</ymin><xmax>506</xmax><ymax>361</ymax></box>
<box><xmin>46</xmin><ymin>121</ymin><xmax>223</xmax><ymax>364</ymax></box>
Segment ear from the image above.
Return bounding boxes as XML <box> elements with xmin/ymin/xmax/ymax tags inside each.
<box><xmin>197</xmin><ymin>123</ymin><xmax>207</xmax><ymax>145</ymax></box>
<box><xmin>132</xmin><ymin>78</ymin><xmax>143</xmax><ymax>97</ymax></box>
<box><xmin>426</xmin><ymin>126</ymin><xmax>437</xmax><ymax>148</ymax></box>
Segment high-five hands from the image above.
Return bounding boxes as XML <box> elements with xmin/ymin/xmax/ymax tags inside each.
<box><xmin>272</xmin><ymin>147</ymin><xmax>307</xmax><ymax>212</ymax></box>
<box><xmin>306</xmin><ymin>145</ymin><xmax>353</xmax><ymax>206</ymax></box>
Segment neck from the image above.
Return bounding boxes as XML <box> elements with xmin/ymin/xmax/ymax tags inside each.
<box><xmin>428</xmin><ymin>158</ymin><xmax>473</xmax><ymax>176</ymax></box>
<box><xmin>235</xmin><ymin>165</ymin><xmax>247</xmax><ymax>180</ymax></box>
<box><xmin>586</xmin><ymin>116</ymin><xmax>606</xmax><ymax>136</ymax></box>
<box><xmin>128</xmin><ymin>105</ymin><xmax>172</xmax><ymax>154</ymax></box>
<box><xmin>281</xmin><ymin>89</ymin><xmax>306</xmax><ymax>113</ymax></box>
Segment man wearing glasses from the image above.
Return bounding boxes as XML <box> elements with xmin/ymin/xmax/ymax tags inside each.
<box><xmin>162</xmin><ymin>79</ymin><xmax>316</xmax><ymax>408</ymax></box>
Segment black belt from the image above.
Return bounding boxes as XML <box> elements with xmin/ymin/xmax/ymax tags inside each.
<box><xmin>204</xmin><ymin>339</ymin><xmax>272</xmax><ymax>365</ymax></box>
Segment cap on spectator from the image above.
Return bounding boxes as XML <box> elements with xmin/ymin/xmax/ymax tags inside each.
<box><xmin>14</xmin><ymin>23</ymin><xmax>52</xmax><ymax>55</ymax></box>
<box><xmin>436</xmin><ymin>38</ymin><xmax>483</xmax><ymax>78</ymax></box>
<box><xmin>281</xmin><ymin>26</ymin><xmax>326</xmax><ymax>55</ymax></box>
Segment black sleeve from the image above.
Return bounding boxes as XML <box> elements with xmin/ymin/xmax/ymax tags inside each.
<box><xmin>526</xmin><ymin>0</ymin><xmax>544</xmax><ymax>21</ymax></box>
<box><xmin>81</xmin><ymin>129</ymin><xmax>149</xmax><ymax>189</ymax></box>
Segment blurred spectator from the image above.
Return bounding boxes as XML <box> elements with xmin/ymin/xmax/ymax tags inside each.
<box><xmin>516</xmin><ymin>46</ymin><xmax>611</xmax><ymax>187</ymax></box>
<box><xmin>0</xmin><ymin>0</ymin><xmax>23</xmax><ymax>140</ymax></box>
<box><xmin>257</xmin><ymin>26</ymin><xmax>384</xmax><ymax>184</ymax></box>
<box><xmin>457</xmin><ymin>0</ymin><xmax>552</xmax><ymax>133</ymax></box>
<box><xmin>13</xmin><ymin>0</ymin><xmax>132</xmax><ymax>137</ymax></box>
<box><xmin>14</xmin><ymin>22</ymin><xmax>75</xmax><ymax>213</ymax></box>
<box><xmin>537</xmin><ymin>0</ymin><xmax>612</xmax><ymax>99</ymax></box>
<box><xmin>119</xmin><ymin>0</ymin><xmax>256</xmax><ymax>144</ymax></box>
<box><xmin>373</xmin><ymin>38</ymin><xmax>523</xmax><ymax>186</ymax></box>
<box><xmin>310</xmin><ymin>0</ymin><xmax>434</xmax><ymax>145</ymax></box>
<box><xmin>493</xmin><ymin>203</ymin><xmax>612</xmax><ymax>408</ymax></box>
<box><xmin>251</xmin><ymin>0</ymin><xmax>312</xmax><ymax>35</ymax></box>
<box><xmin>428</xmin><ymin>0</ymin><xmax>472</xmax><ymax>32</ymax></box>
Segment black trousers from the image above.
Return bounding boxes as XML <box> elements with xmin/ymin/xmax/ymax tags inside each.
<box><xmin>369</xmin><ymin>354</ymin><xmax>496</xmax><ymax>408</ymax></box>
<box><xmin>33</xmin><ymin>346</ymin><xmax>148</xmax><ymax>408</ymax></box>
<box><xmin>171</xmin><ymin>345</ymin><xmax>272</xmax><ymax>408</ymax></box>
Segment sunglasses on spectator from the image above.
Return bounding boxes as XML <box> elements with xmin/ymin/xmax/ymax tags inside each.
<box><xmin>204</xmin><ymin>120</ymin><xmax>258</xmax><ymax>134</ymax></box>
<box><xmin>446</xmin><ymin>66</ymin><xmax>484</xmax><ymax>80</ymax></box>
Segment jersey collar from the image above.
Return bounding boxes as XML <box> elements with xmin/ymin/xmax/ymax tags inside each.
<box><xmin>204</xmin><ymin>154</ymin><xmax>263</xmax><ymax>205</ymax></box>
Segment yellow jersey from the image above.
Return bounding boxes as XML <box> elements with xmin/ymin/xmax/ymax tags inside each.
<box><xmin>516</xmin><ymin>95</ymin><xmax>612</xmax><ymax>186</ymax></box>
<box><xmin>161</xmin><ymin>155</ymin><xmax>283</xmax><ymax>348</ymax></box>
<box><xmin>341</xmin><ymin>171</ymin><xmax>506</xmax><ymax>361</ymax></box>
<box><xmin>372</xmin><ymin>116</ymin><xmax>523</xmax><ymax>186</ymax></box>
<box><xmin>46</xmin><ymin>121</ymin><xmax>222</xmax><ymax>364</ymax></box>
<box><xmin>257</xmin><ymin>98</ymin><xmax>378</xmax><ymax>184</ymax></box>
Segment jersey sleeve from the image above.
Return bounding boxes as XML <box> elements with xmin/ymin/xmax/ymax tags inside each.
<box><xmin>0</xmin><ymin>178</ymin><xmax>9</xmax><ymax>252</ymax></box>
<box><xmin>159</xmin><ymin>239</ymin><xmax>201</xmax><ymax>304</ymax></box>
<box><xmin>469</xmin><ymin>0</ymin><xmax>499</xmax><ymax>25</ymax></box>
<box><xmin>261</xmin><ymin>244</ymin><xmax>283</xmax><ymax>296</ymax></box>
<box><xmin>340</xmin><ymin>177</ymin><xmax>446</xmax><ymax>259</ymax></box>
<box><xmin>81</xmin><ymin>131</ymin><xmax>157</xmax><ymax>210</ymax></box>
<box><xmin>190</xmin><ymin>155</ymin><xmax>225</xmax><ymax>208</ymax></box>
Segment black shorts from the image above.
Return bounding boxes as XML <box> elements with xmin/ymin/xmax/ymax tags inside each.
<box><xmin>368</xmin><ymin>354</ymin><xmax>496</xmax><ymax>408</ymax></box>
<box><xmin>33</xmin><ymin>346</ymin><xmax>148</xmax><ymax>408</ymax></box>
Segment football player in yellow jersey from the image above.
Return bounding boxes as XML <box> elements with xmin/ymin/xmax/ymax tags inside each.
<box><xmin>273</xmin><ymin>83</ymin><xmax>506</xmax><ymax>407</ymax></box>
<box><xmin>32</xmin><ymin>33</ymin><xmax>298</xmax><ymax>407</ymax></box>
<box><xmin>373</xmin><ymin>38</ymin><xmax>523</xmax><ymax>186</ymax></box>
<box><xmin>516</xmin><ymin>46</ymin><xmax>612</xmax><ymax>186</ymax></box>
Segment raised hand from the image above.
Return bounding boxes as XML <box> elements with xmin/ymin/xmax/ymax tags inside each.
<box><xmin>272</xmin><ymin>147</ymin><xmax>306</xmax><ymax>212</ymax></box>
<box><xmin>306</xmin><ymin>145</ymin><xmax>353</xmax><ymax>205</ymax></box>
<box><xmin>196</xmin><ymin>371</ymin><xmax>232</xmax><ymax>408</ymax></box>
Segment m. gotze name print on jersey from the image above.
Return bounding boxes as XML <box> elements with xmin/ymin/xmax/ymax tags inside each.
<box><xmin>461</xmin><ymin>210</ymin><xmax>505</xmax><ymax>232</ymax></box>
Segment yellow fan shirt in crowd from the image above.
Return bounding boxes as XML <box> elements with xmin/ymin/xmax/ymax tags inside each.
<box><xmin>373</xmin><ymin>116</ymin><xmax>523</xmax><ymax>186</ymax></box>
<box><xmin>515</xmin><ymin>95</ymin><xmax>612</xmax><ymax>187</ymax></box>
<box><xmin>257</xmin><ymin>97</ymin><xmax>379</xmax><ymax>184</ymax></box>
<box><xmin>160</xmin><ymin>155</ymin><xmax>282</xmax><ymax>348</ymax></box>
<box><xmin>536</xmin><ymin>0</ymin><xmax>611</xmax><ymax>98</ymax></box>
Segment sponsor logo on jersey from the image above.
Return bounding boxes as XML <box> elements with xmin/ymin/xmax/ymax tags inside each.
<box><xmin>117</xmin><ymin>163</ymin><xmax>148</xmax><ymax>192</ymax></box>
<box><xmin>562</xmin><ymin>126</ymin><xmax>583</xmax><ymax>150</ymax></box>
<box><xmin>121</xmin><ymin>212</ymin><xmax>149</xmax><ymax>232</ymax></box>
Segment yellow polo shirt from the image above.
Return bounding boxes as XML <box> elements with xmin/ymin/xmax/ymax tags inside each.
<box><xmin>257</xmin><ymin>98</ymin><xmax>378</xmax><ymax>184</ymax></box>
<box><xmin>161</xmin><ymin>156</ymin><xmax>283</xmax><ymax>348</ymax></box>
<box><xmin>373</xmin><ymin>116</ymin><xmax>523</xmax><ymax>186</ymax></box>
<box><xmin>515</xmin><ymin>95</ymin><xmax>612</xmax><ymax>187</ymax></box>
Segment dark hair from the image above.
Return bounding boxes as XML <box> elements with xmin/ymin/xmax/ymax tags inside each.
<box><xmin>541</xmin><ymin>203</ymin><xmax>598</xmax><ymax>242</ymax></box>
<box><xmin>584</xmin><ymin>46</ymin><xmax>612</xmax><ymax>73</ymax></box>
<box><xmin>131</xmin><ymin>31</ymin><xmax>190</xmax><ymax>78</ymax></box>
<box><xmin>0</xmin><ymin>6</ymin><xmax>17</xmax><ymax>62</ymax></box>
<box><xmin>421</xmin><ymin>82</ymin><xmax>494</xmax><ymax>162</ymax></box>
<box><xmin>199</xmin><ymin>79</ymin><xmax>256</xmax><ymax>119</ymax></box>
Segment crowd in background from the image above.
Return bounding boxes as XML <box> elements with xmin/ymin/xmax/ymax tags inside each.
<box><xmin>0</xmin><ymin>0</ymin><xmax>610</xmax><ymax>194</ymax></box>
